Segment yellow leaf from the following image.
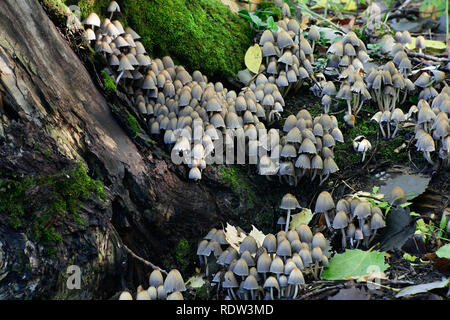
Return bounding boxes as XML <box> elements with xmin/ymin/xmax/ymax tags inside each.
<box><xmin>406</xmin><ymin>37</ymin><xmax>447</xmax><ymax>52</ymax></box>
<box><xmin>289</xmin><ymin>208</ymin><xmax>313</xmax><ymax>230</ymax></box>
<box><xmin>312</xmin><ymin>0</ymin><xmax>356</xmax><ymax>11</ymax></box>
<box><xmin>245</xmin><ymin>44</ymin><xmax>262</xmax><ymax>74</ymax></box>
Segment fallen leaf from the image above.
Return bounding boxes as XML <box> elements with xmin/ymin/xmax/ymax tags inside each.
<box><xmin>224</xmin><ymin>223</ymin><xmax>246</xmax><ymax>251</ymax></box>
<box><xmin>436</xmin><ymin>243</ymin><xmax>450</xmax><ymax>259</ymax></box>
<box><xmin>406</xmin><ymin>37</ymin><xmax>447</xmax><ymax>52</ymax></box>
<box><xmin>395</xmin><ymin>278</ymin><xmax>450</xmax><ymax>298</ymax></box>
<box><xmin>328</xmin><ymin>286</ymin><xmax>370</xmax><ymax>300</ymax></box>
<box><xmin>322</xmin><ymin>249</ymin><xmax>389</xmax><ymax>281</ymax></box>
<box><xmin>378</xmin><ymin>206</ymin><xmax>415</xmax><ymax>251</ymax></box>
<box><xmin>434</xmin><ymin>258</ymin><xmax>450</xmax><ymax>276</ymax></box>
<box><xmin>185</xmin><ymin>275</ymin><xmax>205</xmax><ymax>288</ymax></box>
<box><xmin>244</xmin><ymin>44</ymin><xmax>262</xmax><ymax>74</ymax></box>
<box><xmin>289</xmin><ymin>208</ymin><xmax>313</xmax><ymax>230</ymax></box>
<box><xmin>249</xmin><ymin>225</ymin><xmax>266</xmax><ymax>247</ymax></box>
<box><xmin>312</xmin><ymin>0</ymin><xmax>357</xmax><ymax>11</ymax></box>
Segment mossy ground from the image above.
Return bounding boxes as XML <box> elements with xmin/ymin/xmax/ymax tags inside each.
<box><xmin>64</xmin><ymin>0</ymin><xmax>253</xmax><ymax>79</ymax></box>
<box><xmin>0</xmin><ymin>163</ymin><xmax>106</xmax><ymax>247</ymax></box>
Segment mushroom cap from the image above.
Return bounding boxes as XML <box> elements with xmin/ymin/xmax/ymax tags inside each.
<box><xmin>163</xmin><ymin>269</ymin><xmax>186</xmax><ymax>293</ymax></box>
<box><xmin>280</xmin><ymin>193</ymin><xmax>300</xmax><ymax>210</ymax></box>
<box><xmin>288</xmin><ymin>267</ymin><xmax>305</xmax><ymax>285</ymax></box>
<box><xmin>257</xmin><ymin>252</ymin><xmax>272</xmax><ymax>273</ymax></box>
<box><xmin>333</xmin><ymin>210</ymin><xmax>349</xmax><ymax>229</ymax></box>
<box><xmin>149</xmin><ymin>269</ymin><xmax>164</xmax><ymax>288</ymax></box>
<box><xmin>233</xmin><ymin>258</ymin><xmax>249</xmax><ymax>277</ymax></box>
<box><xmin>308</xmin><ymin>25</ymin><xmax>320</xmax><ymax>41</ymax></box>
<box><xmin>84</xmin><ymin>12</ymin><xmax>101</xmax><ymax>27</ymax></box>
<box><xmin>243</xmin><ymin>275</ymin><xmax>259</xmax><ymax>291</ymax></box>
<box><xmin>315</xmin><ymin>191</ymin><xmax>335</xmax><ymax>213</ymax></box>
<box><xmin>299</xmin><ymin>247</ymin><xmax>312</xmax><ymax>266</ymax></box>
<box><xmin>222</xmin><ymin>271</ymin><xmax>239</xmax><ymax>288</ymax></box>
<box><xmin>118</xmin><ymin>291</ymin><xmax>133</xmax><ymax>300</ymax></box>
<box><xmin>311</xmin><ymin>246</ymin><xmax>323</xmax><ymax>262</ymax></box>
<box><xmin>312</xmin><ymin>232</ymin><xmax>327</xmax><ymax>251</ymax></box>
<box><xmin>270</xmin><ymin>256</ymin><xmax>285</xmax><ymax>275</ymax></box>
<box><xmin>167</xmin><ymin>292</ymin><xmax>184</xmax><ymax>300</ymax></box>
<box><xmin>157</xmin><ymin>285</ymin><xmax>167</xmax><ymax>299</ymax></box>
<box><xmin>263</xmin><ymin>276</ymin><xmax>280</xmax><ymax>291</ymax></box>
<box><xmin>136</xmin><ymin>290</ymin><xmax>151</xmax><ymax>300</ymax></box>
<box><xmin>240</xmin><ymin>236</ymin><xmax>258</xmax><ymax>254</ymax></box>
<box><xmin>262</xmin><ymin>234</ymin><xmax>277</xmax><ymax>253</ymax></box>
<box><xmin>240</xmin><ymin>250</ymin><xmax>256</xmax><ymax>267</ymax></box>
<box><xmin>277</xmin><ymin>239</ymin><xmax>292</xmax><ymax>257</ymax></box>
<box><xmin>354</xmin><ymin>201</ymin><xmax>372</xmax><ymax>219</ymax></box>
<box><xmin>370</xmin><ymin>213</ymin><xmax>386</xmax><ymax>230</ymax></box>
<box><xmin>296</xmin><ymin>224</ymin><xmax>313</xmax><ymax>243</ymax></box>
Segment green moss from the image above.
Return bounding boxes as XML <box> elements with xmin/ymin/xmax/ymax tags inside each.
<box><xmin>125</xmin><ymin>111</ymin><xmax>141</xmax><ymax>138</ymax></box>
<box><xmin>175</xmin><ymin>239</ymin><xmax>191</xmax><ymax>272</ymax></box>
<box><xmin>64</xmin><ymin>0</ymin><xmax>253</xmax><ymax>78</ymax></box>
<box><xmin>101</xmin><ymin>70</ymin><xmax>116</xmax><ymax>92</ymax></box>
<box><xmin>0</xmin><ymin>163</ymin><xmax>106</xmax><ymax>245</ymax></box>
<box><xmin>218</xmin><ymin>166</ymin><xmax>258</xmax><ymax>210</ymax></box>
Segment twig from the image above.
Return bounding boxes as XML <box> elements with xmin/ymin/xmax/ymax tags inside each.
<box><xmin>407</xmin><ymin>51</ymin><xmax>448</xmax><ymax>63</ymax></box>
<box><xmin>123</xmin><ymin>245</ymin><xmax>168</xmax><ymax>276</ymax></box>
<box><xmin>297</xmin><ymin>283</ymin><xmax>346</xmax><ymax>300</ymax></box>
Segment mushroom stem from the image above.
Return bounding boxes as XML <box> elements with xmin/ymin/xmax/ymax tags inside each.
<box><xmin>270</xmin><ymin>287</ymin><xmax>274</xmax><ymax>300</ymax></box>
<box><xmin>292</xmin><ymin>285</ymin><xmax>299</xmax><ymax>299</ymax></box>
<box><xmin>423</xmin><ymin>151</ymin><xmax>434</xmax><ymax>165</ymax></box>
<box><xmin>324</xmin><ymin>211</ymin><xmax>331</xmax><ymax>229</ymax></box>
<box><xmin>379</xmin><ymin>123</ymin><xmax>386</xmax><ymax>138</ymax></box>
<box><xmin>346</xmin><ymin>100</ymin><xmax>352</xmax><ymax>116</ymax></box>
<box><xmin>205</xmin><ymin>257</ymin><xmax>209</xmax><ymax>277</ymax></box>
<box><xmin>229</xmin><ymin>288</ymin><xmax>237</xmax><ymax>300</ymax></box>
<box><xmin>115</xmin><ymin>70</ymin><xmax>124</xmax><ymax>85</ymax></box>
<box><xmin>314</xmin><ymin>261</ymin><xmax>319</xmax><ymax>280</ymax></box>
<box><xmin>250</xmin><ymin>290</ymin><xmax>255</xmax><ymax>300</ymax></box>
<box><xmin>392</xmin><ymin>123</ymin><xmax>400</xmax><ymax>138</ymax></box>
<box><xmin>361</xmin><ymin>151</ymin><xmax>366</xmax><ymax>162</ymax></box>
<box><xmin>341</xmin><ymin>228</ymin><xmax>346</xmax><ymax>249</ymax></box>
<box><xmin>285</xmin><ymin>209</ymin><xmax>292</xmax><ymax>232</ymax></box>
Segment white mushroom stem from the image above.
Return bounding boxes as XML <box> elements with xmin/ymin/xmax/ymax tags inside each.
<box><xmin>392</xmin><ymin>122</ymin><xmax>400</xmax><ymax>138</ymax></box>
<box><xmin>369</xmin><ymin>230</ymin><xmax>378</xmax><ymax>244</ymax></box>
<box><xmin>269</xmin><ymin>287</ymin><xmax>274</xmax><ymax>300</ymax></box>
<box><xmin>346</xmin><ymin>100</ymin><xmax>352</xmax><ymax>116</ymax></box>
<box><xmin>361</xmin><ymin>151</ymin><xmax>367</xmax><ymax>162</ymax></box>
<box><xmin>228</xmin><ymin>288</ymin><xmax>237</xmax><ymax>300</ymax></box>
<box><xmin>115</xmin><ymin>70</ymin><xmax>124</xmax><ymax>85</ymax></box>
<box><xmin>250</xmin><ymin>290</ymin><xmax>255</xmax><ymax>300</ymax></box>
<box><xmin>319</xmin><ymin>173</ymin><xmax>329</xmax><ymax>186</ymax></box>
<box><xmin>379</xmin><ymin>123</ymin><xmax>386</xmax><ymax>138</ymax></box>
<box><xmin>285</xmin><ymin>209</ymin><xmax>292</xmax><ymax>232</ymax></box>
<box><xmin>324</xmin><ymin>211</ymin><xmax>331</xmax><ymax>229</ymax></box>
<box><xmin>292</xmin><ymin>284</ymin><xmax>299</xmax><ymax>299</ymax></box>
<box><xmin>423</xmin><ymin>151</ymin><xmax>434</xmax><ymax>164</ymax></box>
<box><xmin>341</xmin><ymin>229</ymin><xmax>346</xmax><ymax>248</ymax></box>
<box><xmin>386</xmin><ymin>121</ymin><xmax>391</xmax><ymax>138</ymax></box>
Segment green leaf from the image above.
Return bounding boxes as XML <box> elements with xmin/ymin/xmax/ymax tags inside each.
<box><xmin>249</xmin><ymin>13</ymin><xmax>263</xmax><ymax>27</ymax></box>
<box><xmin>403</xmin><ymin>253</ymin><xmax>418</xmax><ymax>262</ymax></box>
<box><xmin>322</xmin><ymin>249</ymin><xmax>389</xmax><ymax>281</ymax></box>
<box><xmin>372</xmin><ymin>186</ymin><xmax>380</xmax><ymax>195</ymax></box>
<box><xmin>436</xmin><ymin>243</ymin><xmax>450</xmax><ymax>259</ymax></box>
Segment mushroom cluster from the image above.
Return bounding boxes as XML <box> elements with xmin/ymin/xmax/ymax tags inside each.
<box><xmin>256</xmin><ymin>4</ymin><xmax>317</xmax><ymax>97</ymax></box>
<box><xmin>314</xmin><ymin>190</ymin><xmax>390</xmax><ymax>249</ymax></box>
<box><xmin>268</xmin><ymin>110</ymin><xmax>343</xmax><ymax>186</ymax></box>
<box><xmin>82</xmin><ymin>3</ymin><xmax>339</xmax><ymax>182</ymax></box>
<box><xmin>407</xmin><ymin>87</ymin><xmax>450</xmax><ymax>165</ymax></box>
<box><xmin>118</xmin><ymin>269</ymin><xmax>186</xmax><ymax>300</ymax></box>
<box><xmin>198</xmin><ymin>225</ymin><xmax>329</xmax><ymax>300</ymax></box>
<box><xmin>326</xmin><ymin>31</ymin><xmax>371</xmax><ymax>123</ymax></box>
<box><xmin>366</xmin><ymin>61</ymin><xmax>414</xmax><ymax>114</ymax></box>
<box><xmin>413</xmin><ymin>69</ymin><xmax>447</xmax><ymax>102</ymax></box>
